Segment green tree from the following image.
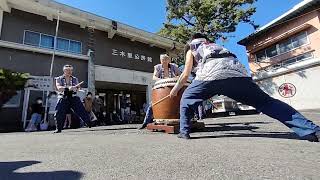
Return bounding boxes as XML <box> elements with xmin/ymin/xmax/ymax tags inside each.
<box><xmin>159</xmin><ymin>0</ymin><xmax>258</xmax><ymax>65</ymax></box>
<box><xmin>0</xmin><ymin>69</ymin><xmax>29</xmax><ymax>109</ymax></box>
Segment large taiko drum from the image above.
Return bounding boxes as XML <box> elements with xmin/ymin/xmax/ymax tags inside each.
<box><xmin>152</xmin><ymin>78</ymin><xmax>190</xmax><ymax>120</ymax></box>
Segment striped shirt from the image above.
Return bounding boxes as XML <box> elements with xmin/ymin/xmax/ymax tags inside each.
<box><xmin>191</xmin><ymin>42</ymin><xmax>249</xmax><ymax>81</ymax></box>
<box><xmin>194</xmin><ymin>57</ymin><xmax>249</xmax><ymax>81</ymax></box>
<box><xmin>55</xmin><ymin>75</ymin><xmax>79</xmax><ymax>98</ymax></box>
<box><xmin>154</xmin><ymin>63</ymin><xmax>180</xmax><ymax>79</ymax></box>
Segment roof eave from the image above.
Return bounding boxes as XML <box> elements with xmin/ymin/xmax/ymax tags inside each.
<box><xmin>4</xmin><ymin>0</ymin><xmax>184</xmax><ymax>51</ymax></box>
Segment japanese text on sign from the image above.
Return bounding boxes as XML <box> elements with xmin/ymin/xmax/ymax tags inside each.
<box><xmin>111</xmin><ymin>49</ymin><xmax>153</xmax><ymax>63</ymax></box>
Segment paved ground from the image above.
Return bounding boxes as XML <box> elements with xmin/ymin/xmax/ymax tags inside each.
<box><xmin>0</xmin><ymin>111</ymin><xmax>319</xmax><ymax>180</ymax></box>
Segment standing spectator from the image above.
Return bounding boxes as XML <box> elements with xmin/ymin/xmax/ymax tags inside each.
<box><xmin>25</xmin><ymin>97</ymin><xmax>43</xmax><ymax>132</ymax></box>
<box><xmin>197</xmin><ymin>103</ymin><xmax>204</xmax><ymax>120</ymax></box>
<box><xmin>130</xmin><ymin>102</ymin><xmax>137</xmax><ymax>123</ymax></box>
<box><xmin>120</xmin><ymin>94</ymin><xmax>126</xmax><ymax>122</ymax></box>
<box><xmin>142</xmin><ymin>102</ymin><xmax>148</xmax><ymax>113</ymax></box>
<box><xmin>205</xmin><ymin>100</ymin><xmax>213</xmax><ymax>116</ymax></box>
<box><xmin>194</xmin><ymin>103</ymin><xmax>204</xmax><ymax>120</ymax></box>
<box><xmin>93</xmin><ymin>95</ymin><xmax>104</xmax><ymax>125</ymax></box>
<box><xmin>83</xmin><ymin>92</ymin><xmax>93</xmax><ymax>113</ymax></box>
<box><xmin>83</xmin><ymin>92</ymin><xmax>95</xmax><ymax>125</ymax></box>
<box><xmin>47</xmin><ymin>92</ymin><xmax>58</xmax><ymax>130</ymax></box>
<box><xmin>63</xmin><ymin>114</ymin><xmax>72</xmax><ymax>129</ymax></box>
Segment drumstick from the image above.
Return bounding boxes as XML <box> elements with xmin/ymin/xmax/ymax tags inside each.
<box><xmin>151</xmin><ymin>95</ymin><xmax>171</xmax><ymax>107</ymax></box>
<box><xmin>75</xmin><ymin>81</ymin><xmax>84</xmax><ymax>87</ymax></box>
<box><xmin>67</xmin><ymin>81</ymin><xmax>84</xmax><ymax>91</ymax></box>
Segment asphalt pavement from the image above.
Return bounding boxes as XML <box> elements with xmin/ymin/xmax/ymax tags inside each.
<box><xmin>0</xmin><ymin>111</ymin><xmax>319</xmax><ymax>180</ymax></box>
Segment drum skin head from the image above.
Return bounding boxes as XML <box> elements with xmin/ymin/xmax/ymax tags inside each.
<box><xmin>152</xmin><ymin>79</ymin><xmax>187</xmax><ymax>119</ymax></box>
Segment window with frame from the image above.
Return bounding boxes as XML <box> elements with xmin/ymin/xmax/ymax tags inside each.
<box><xmin>255</xmin><ymin>31</ymin><xmax>309</xmax><ymax>62</ymax></box>
<box><xmin>256</xmin><ymin>50</ymin><xmax>267</xmax><ymax>62</ymax></box>
<box><xmin>23</xmin><ymin>30</ymin><xmax>82</xmax><ymax>54</ymax></box>
<box><xmin>57</xmin><ymin>38</ymin><xmax>69</xmax><ymax>52</ymax></box>
<box><xmin>279</xmin><ymin>39</ymin><xmax>293</xmax><ymax>54</ymax></box>
<box><xmin>40</xmin><ymin>34</ymin><xmax>54</xmax><ymax>49</ymax></box>
<box><xmin>265</xmin><ymin>52</ymin><xmax>313</xmax><ymax>71</ymax></box>
<box><xmin>24</xmin><ymin>31</ymin><xmax>40</xmax><ymax>46</ymax></box>
<box><xmin>69</xmin><ymin>40</ymin><xmax>82</xmax><ymax>54</ymax></box>
<box><xmin>292</xmin><ymin>32</ymin><xmax>308</xmax><ymax>48</ymax></box>
<box><xmin>265</xmin><ymin>45</ymin><xmax>278</xmax><ymax>58</ymax></box>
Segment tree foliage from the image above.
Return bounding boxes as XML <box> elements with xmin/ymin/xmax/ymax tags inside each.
<box><xmin>159</xmin><ymin>0</ymin><xmax>258</xmax><ymax>44</ymax></box>
<box><xmin>0</xmin><ymin>69</ymin><xmax>29</xmax><ymax>109</ymax></box>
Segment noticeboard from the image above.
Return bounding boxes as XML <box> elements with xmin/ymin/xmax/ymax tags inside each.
<box><xmin>25</xmin><ymin>76</ymin><xmax>54</xmax><ymax>91</ymax></box>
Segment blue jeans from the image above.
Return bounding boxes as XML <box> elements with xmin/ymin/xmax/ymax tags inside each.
<box><xmin>55</xmin><ymin>96</ymin><xmax>90</xmax><ymax>131</ymax></box>
<box><xmin>31</xmin><ymin>113</ymin><xmax>42</xmax><ymax>125</ymax></box>
<box><xmin>180</xmin><ymin>77</ymin><xmax>320</xmax><ymax>137</ymax></box>
<box><xmin>142</xmin><ymin>105</ymin><xmax>154</xmax><ymax>125</ymax></box>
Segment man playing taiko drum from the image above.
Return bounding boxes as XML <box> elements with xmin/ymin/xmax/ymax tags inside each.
<box><xmin>138</xmin><ymin>54</ymin><xmax>181</xmax><ymax>129</ymax></box>
<box><xmin>169</xmin><ymin>33</ymin><xmax>320</xmax><ymax>141</ymax></box>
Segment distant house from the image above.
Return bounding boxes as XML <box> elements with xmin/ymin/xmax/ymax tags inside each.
<box><xmin>238</xmin><ymin>0</ymin><xmax>320</xmax><ymax>110</ymax></box>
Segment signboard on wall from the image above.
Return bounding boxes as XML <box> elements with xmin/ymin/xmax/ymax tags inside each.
<box><xmin>278</xmin><ymin>83</ymin><xmax>296</xmax><ymax>98</ymax></box>
<box><xmin>111</xmin><ymin>48</ymin><xmax>153</xmax><ymax>63</ymax></box>
<box><xmin>94</xmin><ymin>34</ymin><xmax>165</xmax><ymax>73</ymax></box>
<box><xmin>25</xmin><ymin>76</ymin><xmax>54</xmax><ymax>91</ymax></box>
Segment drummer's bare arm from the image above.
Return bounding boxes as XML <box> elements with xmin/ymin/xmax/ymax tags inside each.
<box><xmin>152</xmin><ymin>66</ymin><xmax>161</xmax><ymax>81</ymax></box>
<box><xmin>170</xmin><ymin>50</ymin><xmax>193</xmax><ymax>97</ymax></box>
<box><xmin>73</xmin><ymin>79</ymin><xmax>81</xmax><ymax>92</ymax></box>
<box><xmin>56</xmin><ymin>79</ymin><xmax>65</xmax><ymax>92</ymax></box>
<box><xmin>178</xmin><ymin>50</ymin><xmax>193</xmax><ymax>84</ymax></box>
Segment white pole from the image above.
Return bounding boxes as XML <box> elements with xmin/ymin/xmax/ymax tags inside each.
<box><xmin>45</xmin><ymin>11</ymin><xmax>60</xmax><ymax>123</ymax></box>
<box><xmin>22</xmin><ymin>89</ymin><xmax>30</xmax><ymax>129</ymax></box>
<box><xmin>49</xmin><ymin>11</ymin><xmax>60</xmax><ymax>77</ymax></box>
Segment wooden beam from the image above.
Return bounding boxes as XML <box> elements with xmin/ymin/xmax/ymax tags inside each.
<box><xmin>107</xmin><ymin>29</ymin><xmax>116</xmax><ymax>39</ymax></box>
<box><xmin>0</xmin><ymin>0</ymin><xmax>10</xmax><ymax>12</ymax></box>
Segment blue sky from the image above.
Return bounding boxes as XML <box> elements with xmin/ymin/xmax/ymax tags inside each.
<box><xmin>56</xmin><ymin>0</ymin><xmax>303</xmax><ymax>70</ymax></box>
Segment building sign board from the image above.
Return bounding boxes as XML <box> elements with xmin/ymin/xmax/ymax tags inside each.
<box><xmin>25</xmin><ymin>76</ymin><xmax>54</xmax><ymax>91</ymax></box>
<box><xmin>111</xmin><ymin>48</ymin><xmax>153</xmax><ymax>63</ymax></box>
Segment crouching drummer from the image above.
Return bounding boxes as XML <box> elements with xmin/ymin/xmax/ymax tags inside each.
<box><xmin>54</xmin><ymin>64</ymin><xmax>91</xmax><ymax>133</ymax></box>
<box><xmin>138</xmin><ymin>54</ymin><xmax>181</xmax><ymax>129</ymax></box>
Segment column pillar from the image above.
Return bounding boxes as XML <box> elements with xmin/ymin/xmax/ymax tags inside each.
<box><xmin>0</xmin><ymin>10</ymin><xmax>4</xmax><ymax>39</ymax></box>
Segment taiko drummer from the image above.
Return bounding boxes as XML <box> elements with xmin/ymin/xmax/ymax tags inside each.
<box><xmin>170</xmin><ymin>33</ymin><xmax>320</xmax><ymax>141</ymax></box>
<box><xmin>138</xmin><ymin>54</ymin><xmax>181</xmax><ymax>129</ymax></box>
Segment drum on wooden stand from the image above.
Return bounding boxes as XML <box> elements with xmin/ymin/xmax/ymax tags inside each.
<box><xmin>152</xmin><ymin>77</ymin><xmax>190</xmax><ymax>123</ymax></box>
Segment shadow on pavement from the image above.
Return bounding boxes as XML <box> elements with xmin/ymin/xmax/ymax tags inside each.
<box><xmin>193</xmin><ymin>121</ymin><xmax>307</xmax><ymax>141</ymax></box>
<box><xmin>0</xmin><ymin>161</ymin><xmax>83</xmax><ymax>180</ymax></box>
<box><xmin>191</xmin><ymin>132</ymin><xmax>303</xmax><ymax>141</ymax></box>
<box><xmin>202</xmin><ymin>125</ymin><xmax>259</xmax><ymax>132</ymax></box>
<box><xmin>205</xmin><ymin>121</ymin><xmax>271</xmax><ymax>126</ymax></box>
<box><xmin>65</xmin><ymin>127</ymin><xmax>138</xmax><ymax>133</ymax></box>
<box><xmin>200</xmin><ymin>121</ymin><xmax>271</xmax><ymax>132</ymax></box>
